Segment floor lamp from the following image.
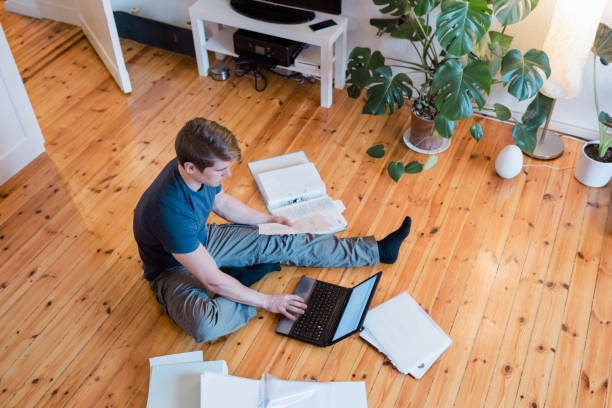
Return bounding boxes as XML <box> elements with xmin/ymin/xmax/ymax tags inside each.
<box><xmin>524</xmin><ymin>0</ymin><xmax>605</xmax><ymax>160</ymax></box>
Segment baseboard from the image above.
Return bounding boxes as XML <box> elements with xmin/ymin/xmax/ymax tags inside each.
<box><xmin>37</xmin><ymin>0</ymin><xmax>80</xmax><ymax>26</ymax></box>
<box><xmin>4</xmin><ymin>1</ymin><xmax>43</xmax><ymax>19</ymax></box>
<box><xmin>477</xmin><ymin>106</ymin><xmax>599</xmax><ymax>142</ymax></box>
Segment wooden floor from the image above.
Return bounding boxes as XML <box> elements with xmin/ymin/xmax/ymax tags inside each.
<box><xmin>1</xmin><ymin>7</ymin><xmax>611</xmax><ymax>408</ymax></box>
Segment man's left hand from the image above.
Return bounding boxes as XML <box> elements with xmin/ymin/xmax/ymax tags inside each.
<box><xmin>268</xmin><ymin>215</ymin><xmax>292</xmax><ymax>226</ymax></box>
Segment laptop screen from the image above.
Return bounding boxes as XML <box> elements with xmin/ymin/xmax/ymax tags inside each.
<box><xmin>332</xmin><ymin>275</ymin><xmax>378</xmax><ymax>341</ymax></box>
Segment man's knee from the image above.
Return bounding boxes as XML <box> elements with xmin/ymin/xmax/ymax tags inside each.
<box><xmin>191</xmin><ymin>298</ymin><xmax>257</xmax><ymax>343</ymax></box>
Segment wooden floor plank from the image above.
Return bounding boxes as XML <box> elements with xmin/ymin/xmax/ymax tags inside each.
<box><xmin>1</xmin><ymin>8</ymin><xmax>610</xmax><ymax>408</ymax></box>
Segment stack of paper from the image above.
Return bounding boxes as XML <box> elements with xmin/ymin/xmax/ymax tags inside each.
<box><xmin>248</xmin><ymin>151</ymin><xmax>347</xmax><ymax>234</ymax></box>
<box><xmin>146</xmin><ymin>351</ymin><xmax>228</xmax><ymax>408</ymax></box>
<box><xmin>360</xmin><ymin>292</ymin><xmax>452</xmax><ymax>379</ymax></box>
<box><xmin>200</xmin><ymin>372</ymin><xmax>368</xmax><ymax>408</ymax></box>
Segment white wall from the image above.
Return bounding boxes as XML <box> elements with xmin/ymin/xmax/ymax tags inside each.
<box><xmin>5</xmin><ymin>0</ymin><xmax>612</xmax><ymax>138</ymax></box>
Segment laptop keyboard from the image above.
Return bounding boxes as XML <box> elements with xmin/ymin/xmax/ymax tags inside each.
<box><xmin>289</xmin><ymin>280</ymin><xmax>343</xmax><ymax>342</ymax></box>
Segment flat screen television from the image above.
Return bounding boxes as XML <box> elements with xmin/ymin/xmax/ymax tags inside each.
<box><xmin>230</xmin><ymin>0</ymin><xmax>341</xmax><ymax>24</ymax></box>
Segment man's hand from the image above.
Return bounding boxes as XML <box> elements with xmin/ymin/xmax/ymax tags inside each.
<box><xmin>268</xmin><ymin>215</ymin><xmax>292</xmax><ymax>226</ymax></box>
<box><xmin>264</xmin><ymin>294</ymin><xmax>307</xmax><ymax>320</ymax></box>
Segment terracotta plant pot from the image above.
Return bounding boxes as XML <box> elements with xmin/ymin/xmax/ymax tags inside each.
<box><xmin>403</xmin><ymin>106</ymin><xmax>451</xmax><ymax>154</ymax></box>
<box><xmin>574</xmin><ymin>142</ymin><xmax>612</xmax><ymax>187</ymax></box>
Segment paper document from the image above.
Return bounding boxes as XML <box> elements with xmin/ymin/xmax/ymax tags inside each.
<box><xmin>200</xmin><ymin>372</ymin><xmax>368</xmax><ymax>408</ymax></box>
<box><xmin>147</xmin><ymin>359</ymin><xmax>228</xmax><ymax>408</ymax></box>
<box><xmin>361</xmin><ymin>292</ymin><xmax>452</xmax><ymax>379</ymax></box>
<box><xmin>248</xmin><ymin>151</ymin><xmax>347</xmax><ymax>234</ymax></box>
<box><xmin>258</xmin><ymin>214</ymin><xmax>334</xmax><ymax>235</ymax></box>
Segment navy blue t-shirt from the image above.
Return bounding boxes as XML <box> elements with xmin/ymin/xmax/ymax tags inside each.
<box><xmin>133</xmin><ymin>158</ymin><xmax>221</xmax><ymax>281</ymax></box>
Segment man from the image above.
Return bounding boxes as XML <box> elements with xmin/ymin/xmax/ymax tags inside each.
<box><xmin>133</xmin><ymin>118</ymin><xmax>412</xmax><ymax>343</ymax></box>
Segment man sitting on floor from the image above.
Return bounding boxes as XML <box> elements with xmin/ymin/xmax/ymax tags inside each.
<box><xmin>133</xmin><ymin>117</ymin><xmax>412</xmax><ymax>342</ymax></box>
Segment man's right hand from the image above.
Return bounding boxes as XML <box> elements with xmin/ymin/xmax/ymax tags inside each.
<box><xmin>264</xmin><ymin>294</ymin><xmax>307</xmax><ymax>320</ymax></box>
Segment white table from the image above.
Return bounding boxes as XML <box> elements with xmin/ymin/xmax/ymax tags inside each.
<box><xmin>188</xmin><ymin>0</ymin><xmax>347</xmax><ymax>108</ymax></box>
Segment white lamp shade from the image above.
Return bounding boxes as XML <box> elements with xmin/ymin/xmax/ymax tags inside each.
<box><xmin>540</xmin><ymin>0</ymin><xmax>606</xmax><ymax>99</ymax></box>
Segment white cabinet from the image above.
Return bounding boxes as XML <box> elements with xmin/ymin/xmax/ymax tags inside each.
<box><xmin>0</xmin><ymin>23</ymin><xmax>45</xmax><ymax>186</ymax></box>
<box><xmin>189</xmin><ymin>0</ymin><xmax>347</xmax><ymax>108</ymax></box>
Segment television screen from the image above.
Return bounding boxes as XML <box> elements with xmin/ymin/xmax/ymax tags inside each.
<box><xmin>267</xmin><ymin>0</ymin><xmax>341</xmax><ymax>15</ymax></box>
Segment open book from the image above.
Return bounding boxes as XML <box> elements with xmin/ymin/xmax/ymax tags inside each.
<box><xmin>248</xmin><ymin>151</ymin><xmax>347</xmax><ymax>234</ymax></box>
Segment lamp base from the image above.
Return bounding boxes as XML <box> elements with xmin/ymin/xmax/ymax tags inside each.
<box><xmin>521</xmin><ymin>129</ymin><xmax>564</xmax><ymax>160</ymax></box>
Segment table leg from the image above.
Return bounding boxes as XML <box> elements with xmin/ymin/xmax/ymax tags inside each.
<box><xmin>190</xmin><ymin>17</ymin><xmax>209</xmax><ymax>76</ymax></box>
<box><xmin>334</xmin><ymin>29</ymin><xmax>347</xmax><ymax>90</ymax></box>
<box><xmin>320</xmin><ymin>43</ymin><xmax>333</xmax><ymax>108</ymax></box>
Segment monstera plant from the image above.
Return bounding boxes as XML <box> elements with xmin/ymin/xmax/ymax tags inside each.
<box><xmin>347</xmin><ymin>0</ymin><xmax>551</xmax><ymax>179</ymax></box>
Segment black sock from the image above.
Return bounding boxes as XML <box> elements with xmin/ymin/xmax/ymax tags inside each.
<box><xmin>221</xmin><ymin>263</ymin><xmax>281</xmax><ymax>287</ymax></box>
<box><xmin>377</xmin><ymin>216</ymin><xmax>412</xmax><ymax>264</ymax></box>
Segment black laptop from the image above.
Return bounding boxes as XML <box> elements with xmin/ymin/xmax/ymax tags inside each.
<box><xmin>276</xmin><ymin>272</ymin><xmax>382</xmax><ymax>347</ymax></box>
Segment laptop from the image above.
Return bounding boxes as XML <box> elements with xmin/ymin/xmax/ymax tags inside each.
<box><xmin>276</xmin><ymin>272</ymin><xmax>382</xmax><ymax>347</ymax></box>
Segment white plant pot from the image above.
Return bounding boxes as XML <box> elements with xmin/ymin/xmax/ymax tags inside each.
<box><xmin>574</xmin><ymin>142</ymin><xmax>612</xmax><ymax>187</ymax></box>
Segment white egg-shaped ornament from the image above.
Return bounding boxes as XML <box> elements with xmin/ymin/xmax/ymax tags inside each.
<box><xmin>495</xmin><ymin>145</ymin><xmax>524</xmax><ymax>179</ymax></box>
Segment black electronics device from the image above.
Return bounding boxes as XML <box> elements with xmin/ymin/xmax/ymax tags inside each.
<box><xmin>276</xmin><ymin>272</ymin><xmax>382</xmax><ymax>347</ymax></box>
<box><xmin>233</xmin><ymin>29</ymin><xmax>305</xmax><ymax>67</ymax></box>
<box><xmin>230</xmin><ymin>0</ymin><xmax>341</xmax><ymax>24</ymax></box>
<box><xmin>309</xmin><ymin>19</ymin><xmax>337</xmax><ymax>31</ymax></box>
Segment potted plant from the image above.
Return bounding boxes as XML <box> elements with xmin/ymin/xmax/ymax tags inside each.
<box><xmin>574</xmin><ymin>22</ymin><xmax>612</xmax><ymax>188</ymax></box>
<box><xmin>346</xmin><ymin>0</ymin><xmax>551</xmax><ymax>179</ymax></box>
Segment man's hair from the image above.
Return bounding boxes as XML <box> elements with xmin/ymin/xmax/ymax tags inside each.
<box><xmin>175</xmin><ymin>118</ymin><xmax>241</xmax><ymax>170</ymax></box>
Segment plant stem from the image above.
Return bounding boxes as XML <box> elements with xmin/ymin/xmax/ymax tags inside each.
<box><xmin>593</xmin><ymin>54</ymin><xmax>608</xmax><ymax>158</ymax></box>
<box><xmin>385</xmin><ymin>57</ymin><xmax>430</xmax><ymax>70</ymax></box>
<box><xmin>387</xmin><ymin>65</ymin><xmax>430</xmax><ymax>74</ymax></box>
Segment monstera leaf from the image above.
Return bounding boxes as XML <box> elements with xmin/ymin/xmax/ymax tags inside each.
<box><xmin>501</xmin><ymin>49</ymin><xmax>550</xmax><ymax>101</ymax></box>
<box><xmin>593</xmin><ymin>23</ymin><xmax>612</xmax><ymax>62</ymax></box>
<box><xmin>432</xmin><ymin>59</ymin><xmax>491</xmax><ymax>120</ymax></box>
<box><xmin>436</xmin><ymin>0</ymin><xmax>492</xmax><ymax>56</ymax></box>
<box><xmin>414</xmin><ymin>0</ymin><xmax>440</xmax><ymax>16</ymax></box>
<box><xmin>391</xmin><ymin>16</ymin><xmax>433</xmax><ymax>40</ymax></box>
<box><xmin>493</xmin><ymin>0</ymin><xmax>539</xmax><ymax>26</ymax></box>
<box><xmin>521</xmin><ymin>92</ymin><xmax>553</xmax><ymax>127</ymax></box>
<box><xmin>346</xmin><ymin>47</ymin><xmax>385</xmax><ymax>96</ymax></box>
<box><xmin>373</xmin><ymin>0</ymin><xmax>413</xmax><ymax>16</ymax></box>
<box><xmin>512</xmin><ymin>123</ymin><xmax>538</xmax><ymax>154</ymax></box>
<box><xmin>472</xmin><ymin>31</ymin><xmax>514</xmax><ymax>76</ymax></box>
<box><xmin>434</xmin><ymin>114</ymin><xmax>456</xmax><ymax>138</ymax></box>
<box><xmin>363</xmin><ymin>67</ymin><xmax>413</xmax><ymax>115</ymax></box>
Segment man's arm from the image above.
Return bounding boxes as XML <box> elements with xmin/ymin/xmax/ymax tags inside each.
<box><xmin>212</xmin><ymin>190</ymin><xmax>291</xmax><ymax>226</ymax></box>
<box><xmin>172</xmin><ymin>244</ymin><xmax>306</xmax><ymax>320</ymax></box>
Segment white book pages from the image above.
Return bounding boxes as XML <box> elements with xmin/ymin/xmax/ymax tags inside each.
<box><xmin>270</xmin><ymin>196</ymin><xmax>347</xmax><ymax>233</ymax></box>
<box><xmin>256</xmin><ymin>162</ymin><xmax>327</xmax><ymax>209</ymax></box>
<box><xmin>258</xmin><ymin>213</ymin><xmax>334</xmax><ymax>235</ymax></box>
<box><xmin>248</xmin><ymin>151</ymin><xmax>309</xmax><ymax>175</ymax></box>
<box><xmin>362</xmin><ymin>292</ymin><xmax>451</xmax><ymax>376</ymax></box>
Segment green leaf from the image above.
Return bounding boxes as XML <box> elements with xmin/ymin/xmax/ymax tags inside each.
<box><xmin>436</xmin><ymin>0</ymin><xmax>492</xmax><ymax>56</ymax></box>
<box><xmin>432</xmin><ymin>59</ymin><xmax>492</xmax><ymax>120</ymax></box>
<box><xmin>404</xmin><ymin>161</ymin><xmax>424</xmax><ymax>173</ymax></box>
<box><xmin>415</xmin><ymin>0</ymin><xmax>440</xmax><ymax>15</ymax></box>
<box><xmin>363</xmin><ymin>67</ymin><xmax>413</xmax><ymax>115</ymax></box>
<box><xmin>472</xmin><ymin>31</ymin><xmax>514</xmax><ymax>76</ymax></box>
<box><xmin>366</xmin><ymin>144</ymin><xmax>386</xmax><ymax>158</ymax></box>
<box><xmin>424</xmin><ymin>155</ymin><xmax>438</xmax><ymax>170</ymax></box>
<box><xmin>501</xmin><ymin>49</ymin><xmax>551</xmax><ymax>101</ymax></box>
<box><xmin>493</xmin><ymin>0</ymin><xmax>539</xmax><ymax>26</ymax></box>
<box><xmin>521</xmin><ymin>92</ymin><xmax>553</xmax><ymax>127</ymax></box>
<box><xmin>599</xmin><ymin>111</ymin><xmax>612</xmax><ymax>128</ymax></box>
<box><xmin>391</xmin><ymin>17</ymin><xmax>433</xmax><ymax>41</ymax></box>
<box><xmin>346</xmin><ymin>48</ymin><xmax>385</xmax><ymax>91</ymax></box>
<box><xmin>370</xmin><ymin>18</ymin><xmax>404</xmax><ymax>37</ymax></box>
<box><xmin>494</xmin><ymin>103</ymin><xmax>512</xmax><ymax>121</ymax></box>
<box><xmin>593</xmin><ymin>23</ymin><xmax>612</xmax><ymax>62</ymax></box>
<box><xmin>388</xmin><ymin>161</ymin><xmax>405</xmax><ymax>182</ymax></box>
<box><xmin>434</xmin><ymin>114</ymin><xmax>456</xmax><ymax>138</ymax></box>
<box><xmin>470</xmin><ymin>123</ymin><xmax>484</xmax><ymax>142</ymax></box>
<box><xmin>373</xmin><ymin>0</ymin><xmax>412</xmax><ymax>16</ymax></box>
<box><xmin>512</xmin><ymin>122</ymin><xmax>537</xmax><ymax>153</ymax></box>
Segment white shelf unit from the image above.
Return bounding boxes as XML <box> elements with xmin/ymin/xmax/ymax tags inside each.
<box><xmin>189</xmin><ymin>0</ymin><xmax>347</xmax><ymax>107</ymax></box>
